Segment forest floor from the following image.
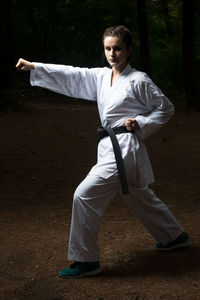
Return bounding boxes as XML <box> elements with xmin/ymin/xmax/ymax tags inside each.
<box><xmin>0</xmin><ymin>95</ymin><xmax>200</xmax><ymax>300</ymax></box>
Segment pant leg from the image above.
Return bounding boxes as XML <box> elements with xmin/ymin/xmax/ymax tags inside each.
<box><xmin>123</xmin><ymin>185</ymin><xmax>183</xmax><ymax>246</ymax></box>
<box><xmin>68</xmin><ymin>174</ymin><xmax>120</xmax><ymax>262</ymax></box>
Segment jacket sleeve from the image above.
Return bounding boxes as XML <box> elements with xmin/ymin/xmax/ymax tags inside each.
<box><xmin>30</xmin><ymin>63</ymin><xmax>101</xmax><ymax>101</ymax></box>
<box><xmin>134</xmin><ymin>77</ymin><xmax>174</xmax><ymax>139</ymax></box>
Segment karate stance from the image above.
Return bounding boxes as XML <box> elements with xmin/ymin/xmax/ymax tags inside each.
<box><xmin>16</xmin><ymin>25</ymin><xmax>189</xmax><ymax>278</ymax></box>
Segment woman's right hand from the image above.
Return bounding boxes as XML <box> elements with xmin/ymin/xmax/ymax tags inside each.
<box><xmin>16</xmin><ymin>58</ymin><xmax>35</xmax><ymax>71</ymax></box>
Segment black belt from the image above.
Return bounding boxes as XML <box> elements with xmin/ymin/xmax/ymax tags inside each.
<box><xmin>97</xmin><ymin>126</ymin><xmax>134</xmax><ymax>194</ymax></box>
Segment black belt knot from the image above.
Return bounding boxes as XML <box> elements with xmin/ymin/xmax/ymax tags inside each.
<box><xmin>97</xmin><ymin>126</ymin><xmax>134</xmax><ymax>194</ymax></box>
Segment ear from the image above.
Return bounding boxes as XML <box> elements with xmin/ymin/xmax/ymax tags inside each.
<box><xmin>127</xmin><ymin>46</ymin><xmax>133</xmax><ymax>56</ymax></box>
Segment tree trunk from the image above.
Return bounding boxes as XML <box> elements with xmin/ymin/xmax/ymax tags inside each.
<box><xmin>136</xmin><ymin>0</ymin><xmax>151</xmax><ymax>75</ymax></box>
<box><xmin>0</xmin><ymin>0</ymin><xmax>12</xmax><ymax>90</ymax></box>
<box><xmin>160</xmin><ymin>0</ymin><xmax>173</xmax><ymax>37</ymax></box>
<box><xmin>182</xmin><ymin>0</ymin><xmax>196</xmax><ymax>108</ymax></box>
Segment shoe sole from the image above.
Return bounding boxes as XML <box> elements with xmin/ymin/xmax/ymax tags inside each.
<box><xmin>155</xmin><ymin>241</ymin><xmax>190</xmax><ymax>251</ymax></box>
<box><xmin>58</xmin><ymin>268</ymin><xmax>102</xmax><ymax>279</ymax></box>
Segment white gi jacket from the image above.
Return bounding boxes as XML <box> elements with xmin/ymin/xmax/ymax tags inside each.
<box><xmin>30</xmin><ymin>63</ymin><xmax>174</xmax><ymax>187</ymax></box>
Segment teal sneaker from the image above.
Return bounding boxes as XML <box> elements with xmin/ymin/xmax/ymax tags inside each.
<box><xmin>58</xmin><ymin>261</ymin><xmax>102</xmax><ymax>278</ymax></box>
<box><xmin>155</xmin><ymin>231</ymin><xmax>189</xmax><ymax>251</ymax></box>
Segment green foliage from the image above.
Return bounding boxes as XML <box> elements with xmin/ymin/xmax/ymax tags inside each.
<box><xmin>146</xmin><ymin>0</ymin><xmax>183</xmax><ymax>90</ymax></box>
<box><xmin>11</xmin><ymin>0</ymin><xmax>139</xmax><ymax>65</ymax></box>
<box><xmin>3</xmin><ymin>0</ymin><xmax>199</xmax><ymax>107</ymax></box>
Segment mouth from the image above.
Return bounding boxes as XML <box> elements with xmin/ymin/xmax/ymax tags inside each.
<box><xmin>110</xmin><ymin>59</ymin><xmax>117</xmax><ymax>63</ymax></box>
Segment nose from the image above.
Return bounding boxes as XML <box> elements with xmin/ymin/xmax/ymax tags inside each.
<box><xmin>110</xmin><ymin>49</ymin><xmax>115</xmax><ymax>57</ymax></box>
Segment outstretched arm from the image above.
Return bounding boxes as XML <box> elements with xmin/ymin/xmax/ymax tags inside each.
<box><xmin>16</xmin><ymin>58</ymin><xmax>101</xmax><ymax>101</ymax></box>
<box><xmin>29</xmin><ymin>63</ymin><xmax>100</xmax><ymax>101</ymax></box>
<box><xmin>16</xmin><ymin>58</ymin><xmax>35</xmax><ymax>71</ymax></box>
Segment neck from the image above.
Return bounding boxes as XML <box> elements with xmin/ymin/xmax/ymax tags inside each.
<box><xmin>112</xmin><ymin>62</ymin><xmax>128</xmax><ymax>76</ymax></box>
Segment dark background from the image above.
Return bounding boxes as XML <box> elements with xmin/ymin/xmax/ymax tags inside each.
<box><xmin>1</xmin><ymin>1</ymin><xmax>200</xmax><ymax>299</ymax></box>
<box><xmin>0</xmin><ymin>0</ymin><xmax>200</xmax><ymax>109</ymax></box>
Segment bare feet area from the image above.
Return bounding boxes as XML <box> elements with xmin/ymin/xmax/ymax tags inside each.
<box><xmin>0</xmin><ymin>95</ymin><xmax>200</xmax><ymax>300</ymax></box>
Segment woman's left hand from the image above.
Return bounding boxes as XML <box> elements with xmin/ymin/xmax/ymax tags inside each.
<box><xmin>125</xmin><ymin>118</ymin><xmax>138</xmax><ymax>131</ymax></box>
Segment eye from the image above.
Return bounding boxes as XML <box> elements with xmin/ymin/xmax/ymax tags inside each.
<box><xmin>105</xmin><ymin>46</ymin><xmax>111</xmax><ymax>51</ymax></box>
<box><xmin>114</xmin><ymin>46</ymin><xmax>121</xmax><ymax>51</ymax></box>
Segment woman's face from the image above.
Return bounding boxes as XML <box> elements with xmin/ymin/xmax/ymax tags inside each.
<box><xmin>104</xmin><ymin>36</ymin><xmax>132</xmax><ymax>71</ymax></box>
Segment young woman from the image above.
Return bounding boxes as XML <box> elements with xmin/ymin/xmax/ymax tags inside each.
<box><xmin>16</xmin><ymin>25</ymin><xmax>189</xmax><ymax>279</ymax></box>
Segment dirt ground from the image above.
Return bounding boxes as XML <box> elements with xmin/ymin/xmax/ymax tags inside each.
<box><xmin>0</xmin><ymin>95</ymin><xmax>200</xmax><ymax>300</ymax></box>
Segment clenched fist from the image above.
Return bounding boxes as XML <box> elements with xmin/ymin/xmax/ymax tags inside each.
<box><xmin>125</xmin><ymin>118</ymin><xmax>138</xmax><ymax>131</ymax></box>
<box><xmin>16</xmin><ymin>58</ymin><xmax>35</xmax><ymax>71</ymax></box>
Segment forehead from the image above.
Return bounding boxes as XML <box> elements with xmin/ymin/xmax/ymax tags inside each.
<box><xmin>104</xmin><ymin>36</ymin><xmax>124</xmax><ymax>46</ymax></box>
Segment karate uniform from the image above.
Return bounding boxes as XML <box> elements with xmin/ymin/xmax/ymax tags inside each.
<box><xmin>30</xmin><ymin>63</ymin><xmax>183</xmax><ymax>261</ymax></box>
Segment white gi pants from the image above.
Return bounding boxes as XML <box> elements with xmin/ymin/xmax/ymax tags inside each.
<box><xmin>68</xmin><ymin>174</ymin><xmax>183</xmax><ymax>262</ymax></box>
